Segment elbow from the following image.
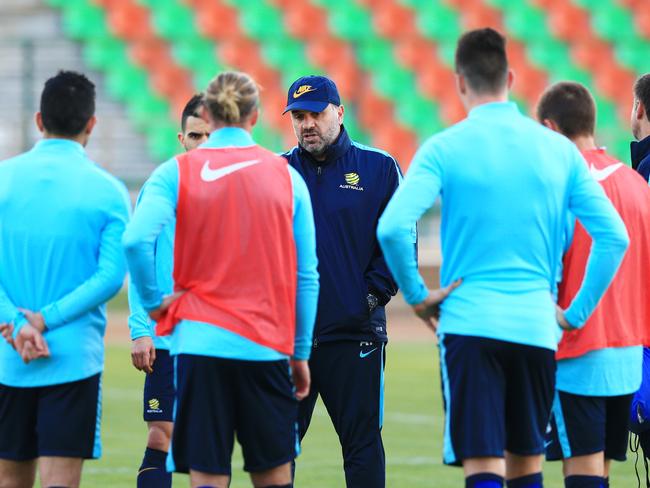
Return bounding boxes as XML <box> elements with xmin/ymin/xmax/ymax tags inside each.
<box><xmin>122</xmin><ymin>228</ymin><xmax>144</xmax><ymax>261</ymax></box>
<box><xmin>376</xmin><ymin>216</ymin><xmax>397</xmax><ymax>247</ymax></box>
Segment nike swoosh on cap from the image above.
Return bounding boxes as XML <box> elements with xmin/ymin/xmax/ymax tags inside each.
<box><xmin>589</xmin><ymin>162</ymin><xmax>622</xmax><ymax>182</ymax></box>
<box><xmin>200</xmin><ymin>159</ymin><xmax>261</xmax><ymax>182</ymax></box>
<box><xmin>293</xmin><ymin>87</ymin><xmax>317</xmax><ymax>98</ymax></box>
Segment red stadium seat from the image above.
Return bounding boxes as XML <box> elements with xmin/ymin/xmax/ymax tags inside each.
<box><xmin>192</xmin><ymin>1</ymin><xmax>242</xmax><ymax>40</ymax></box>
<box><xmin>284</xmin><ymin>2</ymin><xmax>329</xmax><ymax>40</ymax></box>
<box><xmin>128</xmin><ymin>40</ymin><xmax>170</xmax><ymax>70</ymax></box>
<box><xmin>105</xmin><ymin>0</ymin><xmax>156</xmax><ymax>42</ymax></box>
<box><xmin>372</xmin><ymin>3</ymin><xmax>417</xmax><ymax>40</ymax></box>
<box><xmin>393</xmin><ymin>37</ymin><xmax>438</xmax><ymax>71</ymax></box>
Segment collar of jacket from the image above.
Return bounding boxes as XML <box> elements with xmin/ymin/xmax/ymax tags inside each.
<box><xmin>298</xmin><ymin>125</ymin><xmax>351</xmax><ymax>166</ymax></box>
<box><xmin>631</xmin><ymin>134</ymin><xmax>650</xmax><ymax>170</ymax></box>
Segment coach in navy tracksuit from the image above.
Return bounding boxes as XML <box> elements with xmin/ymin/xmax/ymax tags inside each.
<box><xmin>631</xmin><ymin>73</ymin><xmax>650</xmax><ymax>183</ymax></box>
<box><xmin>283</xmin><ymin>75</ymin><xmax>403</xmax><ymax>488</ymax></box>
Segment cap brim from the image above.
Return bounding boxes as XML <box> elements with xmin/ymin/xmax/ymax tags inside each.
<box><xmin>282</xmin><ymin>100</ymin><xmax>329</xmax><ymax>114</ymax></box>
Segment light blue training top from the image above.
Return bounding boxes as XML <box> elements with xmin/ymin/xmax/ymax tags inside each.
<box><xmin>126</xmin><ymin>191</ymin><xmax>174</xmax><ymax>350</ymax></box>
<box><xmin>0</xmin><ymin>139</ymin><xmax>131</xmax><ymax>387</ymax></box>
<box><xmin>123</xmin><ymin>128</ymin><xmax>319</xmax><ymax>360</ymax></box>
<box><xmin>377</xmin><ymin>102</ymin><xmax>629</xmax><ymax>351</ymax></box>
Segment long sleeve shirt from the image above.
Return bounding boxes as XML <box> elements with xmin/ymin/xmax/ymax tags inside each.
<box><xmin>0</xmin><ymin>139</ymin><xmax>130</xmax><ymax>387</ymax></box>
<box><xmin>377</xmin><ymin>102</ymin><xmax>629</xmax><ymax>351</ymax></box>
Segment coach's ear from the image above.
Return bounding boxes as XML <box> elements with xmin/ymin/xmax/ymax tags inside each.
<box><xmin>635</xmin><ymin>99</ymin><xmax>646</xmax><ymax>122</ymax></box>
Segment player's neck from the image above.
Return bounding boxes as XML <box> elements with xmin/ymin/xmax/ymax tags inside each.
<box><xmin>463</xmin><ymin>92</ymin><xmax>509</xmax><ymax>113</ymax></box>
<box><xmin>42</xmin><ymin>132</ymin><xmax>87</xmax><ymax>146</ymax></box>
<box><xmin>571</xmin><ymin>134</ymin><xmax>598</xmax><ymax>152</ymax></box>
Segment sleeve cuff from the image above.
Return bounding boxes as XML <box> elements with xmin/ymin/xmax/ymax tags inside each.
<box><xmin>563</xmin><ymin>308</ymin><xmax>583</xmax><ymax>329</ymax></box>
<box><xmin>405</xmin><ymin>285</ymin><xmax>429</xmax><ymax>306</ymax></box>
<box><xmin>41</xmin><ymin>304</ymin><xmax>64</xmax><ymax>330</ymax></box>
<box><xmin>11</xmin><ymin>313</ymin><xmax>28</xmax><ymax>339</ymax></box>
<box><xmin>292</xmin><ymin>345</ymin><xmax>311</xmax><ymax>361</ymax></box>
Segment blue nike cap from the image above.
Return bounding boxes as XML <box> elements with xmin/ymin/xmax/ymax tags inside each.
<box><xmin>283</xmin><ymin>75</ymin><xmax>341</xmax><ymax>114</ymax></box>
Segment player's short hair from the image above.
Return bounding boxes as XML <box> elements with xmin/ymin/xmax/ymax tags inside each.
<box><xmin>634</xmin><ymin>74</ymin><xmax>650</xmax><ymax>122</ymax></box>
<box><xmin>181</xmin><ymin>94</ymin><xmax>205</xmax><ymax>132</ymax></box>
<box><xmin>536</xmin><ymin>81</ymin><xmax>595</xmax><ymax>138</ymax></box>
<box><xmin>40</xmin><ymin>70</ymin><xmax>95</xmax><ymax>137</ymax></box>
<box><xmin>455</xmin><ymin>28</ymin><xmax>508</xmax><ymax>95</ymax></box>
<box><xmin>204</xmin><ymin>71</ymin><xmax>259</xmax><ymax>125</ymax></box>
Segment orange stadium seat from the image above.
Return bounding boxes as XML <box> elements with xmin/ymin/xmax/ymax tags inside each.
<box><xmin>105</xmin><ymin>0</ymin><xmax>156</xmax><ymax>41</ymax></box>
<box><xmin>128</xmin><ymin>40</ymin><xmax>170</xmax><ymax>70</ymax></box>
<box><xmin>284</xmin><ymin>2</ymin><xmax>330</xmax><ymax>40</ymax></box>
<box><xmin>546</xmin><ymin>2</ymin><xmax>591</xmax><ymax>42</ymax></box>
<box><xmin>372</xmin><ymin>3</ymin><xmax>417</xmax><ymax>40</ymax></box>
<box><xmin>393</xmin><ymin>37</ymin><xmax>438</xmax><ymax>71</ymax></box>
<box><xmin>189</xmin><ymin>1</ymin><xmax>242</xmax><ymax>40</ymax></box>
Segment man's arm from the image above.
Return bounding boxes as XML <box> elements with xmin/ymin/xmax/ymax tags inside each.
<box><xmin>562</xmin><ymin>147</ymin><xmax>630</xmax><ymax>328</ymax></box>
<box><xmin>288</xmin><ymin>166</ymin><xmax>319</xmax><ymax>361</ymax></box>
<box><xmin>365</xmin><ymin>156</ymin><xmax>403</xmax><ymax>307</ymax></box>
<box><xmin>377</xmin><ymin>140</ymin><xmax>443</xmax><ymax>305</ymax></box>
<box><xmin>31</xmin><ymin>184</ymin><xmax>131</xmax><ymax>331</ymax></box>
<box><xmin>123</xmin><ymin>159</ymin><xmax>179</xmax><ymax>312</ymax></box>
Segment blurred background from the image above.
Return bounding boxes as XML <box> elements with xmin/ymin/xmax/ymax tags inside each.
<box><xmin>2</xmin><ymin>0</ymin><xmax>650</xmax><ymax>266</ymax></box>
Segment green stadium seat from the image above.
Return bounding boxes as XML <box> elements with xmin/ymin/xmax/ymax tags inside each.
<box><xmin>127</xmin><ymin>94</ymin><xmax>171</xmax><ymax>131</ymax></box>
<box><xmin>82</xmin><ymin>37</ymin><xmax>128</xmax><ymax>71</ymax></box>
<box><xmin>147</xmin><ymin>1</ymin><xmax>198</xmax><ymax>41</ymax></box>
<box><xmin>105</xmin><ymin>63</ymin><xmax>150</xmax><ymax>102</ymax></box>
<box><xmin>61</xmin><ymin>2</ymin><xmax>110</xmax><ymax>40</ymax></box>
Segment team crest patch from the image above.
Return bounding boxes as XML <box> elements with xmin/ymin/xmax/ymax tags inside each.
<box><xmin>340</xmin><ymin>172</ymin><xmax>364</xmax><ymax>191</ymax></box>
<box><xmin>147</xmin><ymin>398</ymin><xmax>162</xmax><ymax>413</ymax></box>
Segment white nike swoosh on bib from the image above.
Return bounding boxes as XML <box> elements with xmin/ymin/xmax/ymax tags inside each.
<box><xmin>589</xmin><ymin>162</ymin><xmax>622</xmax><ymax>182</ymax></box>
<box><xmin>200</xmin><ymin>159</ymin><xmax>261</xmax><ymax>182</ymax></box>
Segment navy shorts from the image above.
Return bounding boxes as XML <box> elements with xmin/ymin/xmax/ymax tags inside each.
<box><xmin>439</xmin><ymin>334</ymin><xmax>555</xmax><ymax>466</ymax></box>
<box><xmin>170</xmin><ymin>354</ymin><xmax>298</xmax><ymax>475</ymax></box>
<box><xmin>546</xmin><ymin>391</ymin><xmax>632</xmax><ymax>461</ymax></box>
<box><xmin>0</xmin><ymin>373</ymin><xmax>102</xmax><ymax>461</ymax></box>
<box><xmin>143</xmin><ymin>348</ymin><xmax>175</xmax><ymax>422</ymax></box>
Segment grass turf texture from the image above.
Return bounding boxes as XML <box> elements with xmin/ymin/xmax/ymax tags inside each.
<box><xmin>60</xmin><ymin>295</ymin><xmax>641</xmax><ymax>486</ymax></box>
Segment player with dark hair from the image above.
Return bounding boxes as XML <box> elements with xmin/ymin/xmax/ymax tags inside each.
<box><xmin>378</xmin><ymin>29</ymin><xmax>629</xmax><ymax>488</ymax></box>
<box><xmin>128</xmin><ymin>94</ymin><xmax>209</xmax><ymax>488</ymax></box>
<box><xmin>631</xmin><ymin>73</ymin><xmax>650</xmax><ymax>182</ymax></box>
<box><xmin>125</xmin><ymin>71</ymin><xmax>319</xmax><ymax>488</ymax></box>
<box><xmin>178</xmin><ymin>94</ymin><xmax>210</xmax><ymax>150</ymax></box>
<box><xmin>538</xmin><ymin>81</ymin><xmax>650</xmax><ymax>488</ymax></box>
<box><xmin>0</xmin><ymin>70</ymin><xmax>130</xmax><ymax>488</ymax></box>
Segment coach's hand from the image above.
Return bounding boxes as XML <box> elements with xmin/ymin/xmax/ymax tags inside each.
<box><xmin>148</xmin><ymin>291</ymin><xmax>186</xmax><ymax>323</ymax></box>
<box><xmin>412</xmin><ymin>279</ymin><xmax>463</xmax><ymax>333</ymax></box>
<box><xmin>15</xmin><ymin>324</ymin><xmax>50</xmax><ymax>364</ymax></box>
<box><xmin>0</xmin><ymin>323</ymin><xmax>15</xmax><ymax>348</ymax></box>
<box><xmin>132</xmin><ymin>336</ymin><xmax>156</xmax><ymax>374</ymax></box>
<box><xmin>290</xmin><ymin>359</ymin><xmax>310</xmax><ymax>401</ymax></box>
<box><xmin>556</xmin><ymin>306</ymin><xmax>576</xmax><ymax>331</ymax></box>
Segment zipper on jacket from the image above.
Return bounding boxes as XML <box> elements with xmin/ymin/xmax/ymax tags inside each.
<box><xmin>317</xmin><ymin>166</ymin><xmax>323</xmax><ymax>181</ymax></box>
<box><xmin>313</xmin><ymin>338</ymin><xmax>319</xmax><ymax>348</ymax></box>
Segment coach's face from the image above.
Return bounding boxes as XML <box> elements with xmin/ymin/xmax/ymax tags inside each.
<box><xmin>290</xmin><ymin>104</ymin><xmax>344</xmax><ymax>160</ymax></box>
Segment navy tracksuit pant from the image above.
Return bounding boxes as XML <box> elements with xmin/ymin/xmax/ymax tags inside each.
<box><xmin>296</xmin><ymin>340</ymin><xmax>386</xmax><ymax>488</ymax></box>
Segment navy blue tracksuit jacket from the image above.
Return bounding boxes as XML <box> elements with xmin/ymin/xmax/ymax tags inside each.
<box><xmin>284</xmin><ymin>126</ymin><xmax>401</xmax><ymax>344</ymax></box>
<box><xmin>632</xmin><ymin>134</ymin><xmax>650</xmax><ymax>183</ymax></box>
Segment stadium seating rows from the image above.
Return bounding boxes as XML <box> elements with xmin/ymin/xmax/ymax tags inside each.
<box><xmin>44</xmin><ymin>0</ymin><xmax>650</xmax><ymax>167</ymax></box>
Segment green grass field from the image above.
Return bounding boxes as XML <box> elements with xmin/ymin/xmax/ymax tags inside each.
<box><xmin>73</xmin><ymin>338</ymin><xmax>643</xmax><ymax>487</ymax></box>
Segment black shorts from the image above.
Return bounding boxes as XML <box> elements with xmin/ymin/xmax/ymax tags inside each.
<box><xmin>0</xmin><ymin>374</ymin><xmax>102</xmax><ymax>461</ymax></box>
<box><xmin>143</xmin><ymin>348</ymin><xmax>175</xmax><ymax>423</ymax></box>
<box><xmin>546</xmin><ymin>391</ymin><xmax>632</xmax><ymax>461</ymax></box>
<box><xmin>169</xmin><ymin>354</ymin><xmax>298</xmax><ymax>475</ymax></box>
<box><xmin>439</xmin><ymin>333</ymin><xmax>555</xmax><ymax>466</ymax></box>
